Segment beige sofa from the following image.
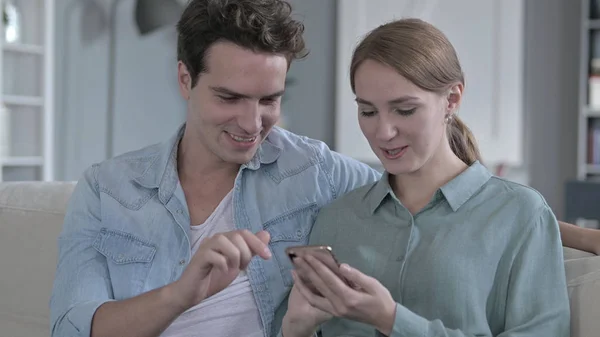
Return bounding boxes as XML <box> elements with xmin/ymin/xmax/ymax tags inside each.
<box><xmin>0</xmin><ymin>182</ymin><xmax>599</xmax><ymax>337</ymax></box>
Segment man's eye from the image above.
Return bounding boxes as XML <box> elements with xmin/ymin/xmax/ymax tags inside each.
<box><xmin>260</xmin><ymin>98</ymin><xmax>277</xmax><ymax>105</ymax></box>
<box><xmin>219</xmin><ymin>96</ymin><xmax>238</xmax><ymax>103</ymax></box>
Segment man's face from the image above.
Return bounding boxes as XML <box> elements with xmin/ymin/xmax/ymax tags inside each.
<box><xmin>178</xmin><ymin>41</ymin><xmax>288</xmax><ymax>166</ymax></box>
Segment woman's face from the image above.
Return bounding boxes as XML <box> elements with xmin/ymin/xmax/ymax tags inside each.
<box><xmin>354</xmin><ymin>59</ymin><xmax>459</xmax><ymax>175</ymax></box>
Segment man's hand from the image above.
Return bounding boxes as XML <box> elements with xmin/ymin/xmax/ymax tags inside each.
<box><xmin>168</xmin><ymin>229</ymin><xmax>272</xmax><ymax>311</ymax></box>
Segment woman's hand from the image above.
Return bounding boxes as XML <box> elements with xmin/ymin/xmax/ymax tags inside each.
<box><xmin>293</xmin><ymin>255</ymin><xmax>397</xmax><ymax>336</ymax></box>
<box><xmin>282</xmin><ymin>274</ymin><xmax>332</xmax><ymax>337</ymax></box>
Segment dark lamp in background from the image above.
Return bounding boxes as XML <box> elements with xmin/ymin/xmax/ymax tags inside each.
<box><xmin>134</xmin><ymin>0</ymin><xmax>184</xmax><ymax>35</ymax></box>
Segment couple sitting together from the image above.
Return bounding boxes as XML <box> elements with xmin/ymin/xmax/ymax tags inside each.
<box><xmin>50</xmin><ymin>0</ymin><xmax>594</xmax><ymax>336</ymax></box>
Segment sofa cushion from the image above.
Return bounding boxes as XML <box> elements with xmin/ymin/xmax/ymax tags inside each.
<box><xmin>564</xmin><ymin>247</ymin><xmax>600</xmax><ymax>337</ymax></box>
<box><xmin>0</xmin><ymin>182</ymin><xmax>75</xmax><ymax>337</ymax></box>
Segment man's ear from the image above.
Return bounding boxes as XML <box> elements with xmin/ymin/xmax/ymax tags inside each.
<box><xmin>446</xmin><ymin>83</ymin><xmax>463</xmax><ymax>112</ymax></box>
<box><xmin>177</xmin><ymin>61</ymin><xmax>192</xmax><ymax>100</ymax></box>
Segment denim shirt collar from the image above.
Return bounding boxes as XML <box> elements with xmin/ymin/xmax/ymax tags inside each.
<box><xmin>132</xmin><ymin>123</ymin><xmax>283</xmax><ymax>201</ymax></box>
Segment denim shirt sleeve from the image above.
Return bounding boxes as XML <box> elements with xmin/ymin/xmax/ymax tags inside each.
<box><xmin>314</xmin><ymin>142</ymin><xmax>381</xmax><ymax>199</ymax></box>
<box><xmin>49</xmin><ymin>164</ymin><xmax>115</xmax><ymax>337</ymax></box>
<box><xmin>376</xmin><ymin>204</ymin><xmax>570</xmax><ymax>337</ymax></box>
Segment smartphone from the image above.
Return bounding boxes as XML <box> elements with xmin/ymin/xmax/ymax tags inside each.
<box><xmin>285</xmin><ymin>245</ymin><xmax>355</xmax><ymax>293</ymax></box>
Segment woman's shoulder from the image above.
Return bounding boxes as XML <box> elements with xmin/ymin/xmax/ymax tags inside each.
<box><xmin>480</xmin><ymin>176</ymin><xmax>556</xmax><ymax>232</ymax></box>
<box><xmin>485</xmin><ymin>176</ymin><xmax>550</xmax><ymax>211</ymax></box>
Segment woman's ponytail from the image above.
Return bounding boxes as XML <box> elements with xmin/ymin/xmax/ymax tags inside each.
<box><xmin>447</xmin><ymin>115</ymin><xmax>481</xmax><ymax>165</ymax></box>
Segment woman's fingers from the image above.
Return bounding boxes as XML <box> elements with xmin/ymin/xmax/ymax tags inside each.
<box><xmin>292</xmin><ymin>270</ymin><xmax>334</xmax><ymax>312</ymax></box>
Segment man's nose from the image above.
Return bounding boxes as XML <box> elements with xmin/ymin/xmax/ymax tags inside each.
<box><xmin>238</xmin><ymin>102</ymin><xmax>262</xmax><ymax>134</ymax></box>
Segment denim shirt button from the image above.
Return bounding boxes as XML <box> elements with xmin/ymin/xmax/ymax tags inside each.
<box><xmin>179</xmin><ymin>259</ymin><xmax>186</xmax><ymax>265</ymax></box>
<box><xmin>295</xmin><ymin>229</ymin><xmax>302</xmax><ymax>238</ymax></box>
<box><xmin>117</xmin><ymin>254</ymin><xmax>124</xmax><ymax>262</ymax></box>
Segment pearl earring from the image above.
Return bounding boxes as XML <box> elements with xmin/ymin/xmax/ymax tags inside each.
<box><xmin>444</xmin><ymin>114</ymin><xmax>453</xmax><ymax>124</ymax></box>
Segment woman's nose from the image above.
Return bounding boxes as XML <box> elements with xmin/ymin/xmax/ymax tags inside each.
<box><xmin>375</xmin><ymin>115</ymin><xmax>398</xmax><ymax>142</ymax></box>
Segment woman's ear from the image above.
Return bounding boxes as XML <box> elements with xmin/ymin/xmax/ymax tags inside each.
<box><xmin>446</xmin><ymin>83</ymin><xmax>463</xmax><ymax>112</ymax></box>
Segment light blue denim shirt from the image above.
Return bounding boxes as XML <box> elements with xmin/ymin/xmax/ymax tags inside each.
<box><xmin>49</xmin><ymin>124</ymin><xmax>380</xmax><ymax>337</ymax></box>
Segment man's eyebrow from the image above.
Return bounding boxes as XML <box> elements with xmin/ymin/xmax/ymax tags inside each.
<box><xmin>210</xmin><ymin>86</ymin><xmax>285</xmax><ymax>99</ymax></box>
<box><xmin>263</xmin><ymin>90</ymin><xmax>286</xmax><ymax>99</ymax></box>
<box><xmin>355</xmin><ymin>95</ymin><xmax>420</xmax><ymax>105</ymax></box>
<box><xmin>210</xmin><ymin>86</ymin><xmax>250</xmax><ymax>98</ymax></box>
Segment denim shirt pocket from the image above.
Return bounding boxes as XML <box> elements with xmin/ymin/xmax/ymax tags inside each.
<box><xmin>93</xmin><ymin>228</ymin><xmax>157</xmax><ymax>299</ymax></box>
<box><xmin>264</xmin><ymin>203</ymin><xmax>318</xmax><ymax>287</ymax></box>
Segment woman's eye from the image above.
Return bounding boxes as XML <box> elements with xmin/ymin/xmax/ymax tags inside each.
<box><xmin>360</xmin><ymin>110</ymin><xmax>376</xmax><ymax>117</ymax></box>
<box><xmin>394</xmin><ymin>108</ymin><xmax>416</xmax><ymax>116</ymax></box>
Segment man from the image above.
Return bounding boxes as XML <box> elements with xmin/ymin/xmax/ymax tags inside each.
<box><xmin>49</xmin><ymin>1</ymin><xmax>378</xmax><ymax>336</ymax></box>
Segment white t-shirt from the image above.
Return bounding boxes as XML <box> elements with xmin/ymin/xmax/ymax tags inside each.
<box><xmin>160</xmin><ymin>186</ymin><xmax>264</xmax><ymax>337</ymax></box>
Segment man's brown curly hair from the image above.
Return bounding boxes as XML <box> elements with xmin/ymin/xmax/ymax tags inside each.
<box><xmin>176</xmin><ymin>0</ymin><xmax>308</xmax><ymax>87</ymax></box>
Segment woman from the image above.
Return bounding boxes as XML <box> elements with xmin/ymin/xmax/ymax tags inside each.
<box><xmin>281</xmin><ymin>18</ymin><xmax>570</xmax><ymax>337</ymax></box>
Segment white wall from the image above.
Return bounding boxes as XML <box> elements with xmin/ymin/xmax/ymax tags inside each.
<box><xmin>54</xmin><ymin>0</ymin><xmax>185</xmax><ymax>181</ymax></box>
<box><xmin>334</xmin><ymin>0</ymin><xmax>525</xmax><ymax>168</ymax></box>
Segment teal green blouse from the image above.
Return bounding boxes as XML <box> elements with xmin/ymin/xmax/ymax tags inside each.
<box><xmin>308</xmin><ymin>161</ymin><xmax>570</xmax><ymax>337</ymax></box>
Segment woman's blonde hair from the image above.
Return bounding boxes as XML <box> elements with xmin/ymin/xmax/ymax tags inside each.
<box><xmin>350</xmin><ymin>18</ymin><xmax>481</xmax><ymax>165</ymax></box>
